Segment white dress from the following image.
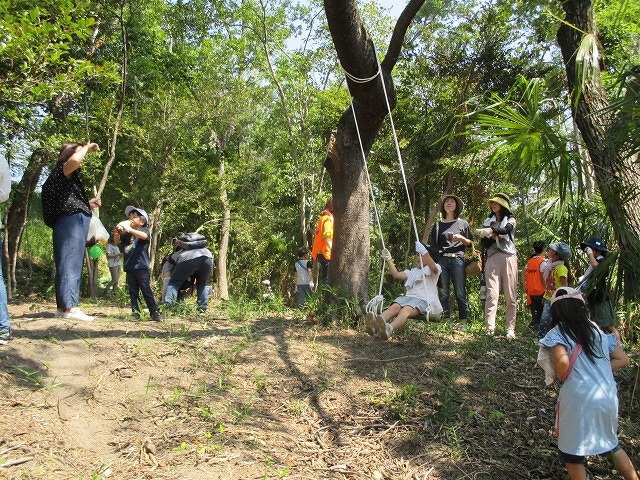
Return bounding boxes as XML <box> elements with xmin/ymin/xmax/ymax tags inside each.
<box><xmin>540</xmin><ymin>325</ymin><xmax>619</xmax><ymax>455</ymax></box>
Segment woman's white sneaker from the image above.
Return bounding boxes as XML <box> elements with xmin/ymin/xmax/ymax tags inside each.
<box><xmin>62</xmin><ymin>307</ymin><xmax>94</xmax><ymax>322</ymax></box>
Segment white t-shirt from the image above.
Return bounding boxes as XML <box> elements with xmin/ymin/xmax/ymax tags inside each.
<box><xmin>402</xmin><ymin>264</ymin><xmax>443</xmax><ymax>314</ymax></box>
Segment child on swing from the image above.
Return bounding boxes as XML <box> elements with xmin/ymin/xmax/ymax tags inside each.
<box><xmin>539</xmin><ymin>287</ymin><xmax>637</xmax><ymax>480</ymax></box>
<box><xmin>365</xmin><ymin>241</ymin><xmax>443</xmax><ymax>340</ymax></box>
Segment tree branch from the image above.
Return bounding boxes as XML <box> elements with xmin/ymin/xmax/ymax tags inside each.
<box><xmin>382</xmin><ymin>0</ymin><xmax>426</xmax><ymax>72</ymax></box>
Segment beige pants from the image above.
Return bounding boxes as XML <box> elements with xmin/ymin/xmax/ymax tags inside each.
<box><xmin>484</xmin><ymin>251</ymin><xmax>518</xmax><ymax>332</ymax></box>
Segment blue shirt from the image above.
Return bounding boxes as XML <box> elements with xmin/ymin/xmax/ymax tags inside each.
<box><xmin>123</xmin><ymin>227</ymin><xmax>151</xmax><ymax>272</ymax></box>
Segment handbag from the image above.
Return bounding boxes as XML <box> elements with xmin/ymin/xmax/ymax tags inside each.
<box><xmin>465</xmin><ymin>244</ymin><xmax>482</xmax><ymax>276</ymax></box>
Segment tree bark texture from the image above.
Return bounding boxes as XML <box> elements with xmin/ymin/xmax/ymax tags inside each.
<box><xmin>5</xmin><ymin>149</ymin><xmax>50</xmax><ymax>298</ymax></box>
<box><xmin>556</xmin><ymin>0</ymin><xmax>640</xmax><ymax>299</ymax></box>
<box><xmin>323</xmin><ymin>0</ymin><xmax>425</xmax><ymax>302</ymax></box>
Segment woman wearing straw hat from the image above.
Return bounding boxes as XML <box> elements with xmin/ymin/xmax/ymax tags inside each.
<box><xmin>428</xmin><ymin>194</ymin><xmax>473</xmax><ymax>331</ymax></box>
<box><xmin>476</xmin><ymin>193</ymin><xmax>518</xmax><ymax>338</ymax></box>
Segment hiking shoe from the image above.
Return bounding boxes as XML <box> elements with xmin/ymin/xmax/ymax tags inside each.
<box><xmin>506</xmin><ymin>330</ymin><xmax>516</xmax><ymax>340</ymax></box>
<box><xmin>62</xmin><ymin>308</ymin><xmax>94</xmax><ymax>322</ymax></box>
<box><xmin>458</xmin><ymin>322</ymin><xmax>468</xmax><ymax>333</ymax></box>
<box><xmin>0</xmin><ymin>332</ymin><xmax>13</xmax><ymax>345</ymax></box>
<box><xmin>364</xmin><ymin>312</ymin><xmax>376</xmax><ymax>336</ymax></box>
<box><xmin>151</xmin><ymin>311</ymin><xmax>162</xmax><ymax>322</ymax></box>
<box><xmin>131</xmin><ymin>312</ymin><xmax>141</xmax><ymax>321</ymax></box>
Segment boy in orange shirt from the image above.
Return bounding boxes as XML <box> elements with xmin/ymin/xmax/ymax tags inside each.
<box><xmin>522</xmin><ymin>241</ymin><xmax>546</xmax><ymax>334</ymax></box>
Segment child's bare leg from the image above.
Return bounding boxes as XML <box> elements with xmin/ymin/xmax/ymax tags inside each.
<box><xmin>389</xmin><ymin>306</ymin><xmax>420</xmax><ymax>333</ymax></box>
<box><xmin>565</xmin><ymin>463</ymin><xmax>587</xmax><ymax>480</ymax></box>
<box><xmin>380</xmin><ymin>303</ymin><xmax>401</xmax><ymax>323</ymax></box>
<box><xmin>612</xmin><ymin>449</ymin><xmax>639</xmax><ymax>480</ymax></box>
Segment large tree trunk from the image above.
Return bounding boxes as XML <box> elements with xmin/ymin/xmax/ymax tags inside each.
<box><xmin>5</xmin><ymin>148</ymin><xmax>50</xmax><ymax>297</ymax></box>
<box><xmin>323</xmin><ymin>0</ymin><xmax>426</xmax><ymax>302</ymax></box>
<box><xmin>556</xmin><ymin>0</ymin><xmax>640</xmax><ymax>299</ymax></box>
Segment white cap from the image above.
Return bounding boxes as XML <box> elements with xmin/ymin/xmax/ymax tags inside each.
<box><xmin>550</xmin><ymin>287</ymin><xmax>585</xmax><ymax>305</ymax></box>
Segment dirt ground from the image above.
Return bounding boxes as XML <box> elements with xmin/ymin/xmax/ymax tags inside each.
<box><xmin>1</xmin><ymin>299</ymin><xmax>638</xmax><ymax>480</ymax></box>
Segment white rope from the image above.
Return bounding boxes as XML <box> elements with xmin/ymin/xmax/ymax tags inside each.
<box><xmin>343</xmin><ymin>50</ymin><xmax>434</xmax><ymax>318</ymax></box>
<box><xmin>344</xmin><ymin>68</ymin><xmax>387</xmax><ymax>311</ymax></box>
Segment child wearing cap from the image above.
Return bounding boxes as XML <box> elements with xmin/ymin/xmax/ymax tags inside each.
<box><xmin>116</xmin><ymin>206</ymin><xmax>161</xmax><ymax>321</ymax></box>
<box><xmin>577</xmin><ymin>236</ymin><xmax>619</xmax><ymax>339</ymax></box>
<box><xmin>294</xmin><ymin>246</ymin><xmax>314</xmax><ymax>309</ymax></box>
<box><xmin>537</xmin><ymin>241</ymin><xmax>571</xmax><ymax>339</ymax></box>
<box><xmin>538</xmin><ymin>287</ymin><xmax>636</xmax><ymax>480</ymax></box>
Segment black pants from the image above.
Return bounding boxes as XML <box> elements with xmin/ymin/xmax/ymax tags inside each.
<box><xmin>317</xmin><ymin>254</ymin><xmax>329</xmax><ymax>283</ymax></box>
<box><xmin>126</xmin><ymin>268</ymin><xmax>159</xmax><ymax>315</ymax></box>
<box><xmin>528</xmin><ymin>294</ymin><xmax>544</xmax><ymax>330</ymax></box>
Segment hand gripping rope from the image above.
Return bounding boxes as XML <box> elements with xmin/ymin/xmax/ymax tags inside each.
<box><xmin>342</xmin><ymin>49</ymin><xmax>434</xmax><ymax>319</ymax></box>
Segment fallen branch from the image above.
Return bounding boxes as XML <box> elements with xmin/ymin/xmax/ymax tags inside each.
<box><xmin>0</xmin><ymin>456</ymin><xmax>34</xmax><ymax>468</ymax></box>
<box><xmin>0</xmin><ymin>443</ymin><xmax>25</xmax><ymax>455</ymax></box>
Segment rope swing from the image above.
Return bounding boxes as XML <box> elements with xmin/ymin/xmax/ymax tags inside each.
<box><xmin>342</xmin><ymin>49</ymin><xmax>435</xmax><ymax>319</ymax></box>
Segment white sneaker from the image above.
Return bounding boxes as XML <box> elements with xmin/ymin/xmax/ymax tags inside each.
<box><xmin>62</xmin><ymin>307</ymin><xmax>94</xmax><ymax>322</ymax></box>
<box><xmin>380</xmin><ymin>322</ymin><xmax>393</xmax><ymax>340</ymax></box>
<box><xmin>506</xmin><ymin>329</ymin><xmax>516</xmax><ymax>340</ymax></box>
<box><xmin>364</xmin><ymin>312</ymin><xmax>376</xmax><ymax>336</ymax></box>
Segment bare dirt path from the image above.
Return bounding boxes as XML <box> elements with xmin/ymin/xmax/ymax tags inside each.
<box><xmin>1</xmin><ymin>300</ymin><xmax>638</xmax><ymax>479</ymax></box>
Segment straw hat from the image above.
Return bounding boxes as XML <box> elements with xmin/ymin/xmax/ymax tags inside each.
<box><xmin>487</xmin><ymin>193</ymin><xmax>511</xmax><ymax>211</ymax></box>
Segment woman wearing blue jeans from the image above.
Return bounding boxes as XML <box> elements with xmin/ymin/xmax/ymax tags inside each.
<box><xmin>428</xmin><ymin>195</ymin><xmax>473</xmax><ymax>331</ymax></box>
<box><xmin>41</xmin><ymin>142</ymin><xmax>102</xmax><ymax>322</ymax></box>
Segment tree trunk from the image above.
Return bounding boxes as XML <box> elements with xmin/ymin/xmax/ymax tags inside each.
<box><xmin>323</xmin><ymin>0</ymin><xmax>426</xmax><ymax>302</ymax></box>
<box><xmin>5</xmin><ymin>148</ymin><xmax>50</xmax><ymax>297</ymax></box>
<box><xmin>556</xmin><ymin>0</ymin><xmax>640</xmax><ymax>299</ymax></box>
<box><xmin>216</xmin><ymin>157</ymin><xmax>230</xmax><ymax>301</ymax></box>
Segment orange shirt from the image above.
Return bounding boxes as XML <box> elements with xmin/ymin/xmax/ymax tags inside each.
<box><xmin>311</xmin><ymin>212</ymin><xmax>333</xmax><ymax>260</ymax></box>
<box><xmin>524</xmin><ymin>256</ymin><xmax>545</xmax><ymax>300</ymax></box>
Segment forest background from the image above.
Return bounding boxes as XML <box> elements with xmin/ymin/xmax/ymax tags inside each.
<box><xmin>1</xmin><ymin>0</ymin><xmax>639</xmax><ymax>335</ymax></box>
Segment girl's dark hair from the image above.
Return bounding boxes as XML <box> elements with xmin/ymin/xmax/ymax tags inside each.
<box><xmin>58</xmin><ymin>142</ymin><xmax>83</xmax><ymax>164</ymax></box>
<box><xmin>549</xmin><ymin>288</ymin><xmax>604</xmax><ymax>361</ymax></box>
<box><xmin>562</xmin><ymin>259</ymin><xmax>573</xmax><ymax>285</ymax></box>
